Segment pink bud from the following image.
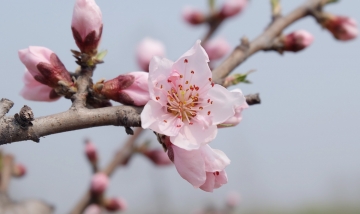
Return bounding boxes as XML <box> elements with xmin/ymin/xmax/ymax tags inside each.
<box><xmin>218</xmin><ymin>89</ymin><xmax>248</xmax><ymax>128</ymax></box>
<box><xmin>14</xmin><ymin>164</ymin><xmax>27</xmax><ymax>177</ymax></box>
<box><xmin>284</xmin><ymin>30</ymin><xmax>314</xmax><ymax>52</ymax></box>
<box><xmin>20</xmin><ymin>70</ymin><xmax>61</xmax><ymax>102</ymax></box>
<box><xmin>71</xmin><ymin>0</ymin><xmax>103</xmax><ymax>54</ymax></box>
<box><xmin>85</xmin><ymin>140</ymin><xmax>97</xmax><ymax>163</ymax></box>
<box><xmin>226</xmin><ymin>192</ymin><xmax>241</xmax><ymax>207</ymax></box>
<box><xmin>83</xmin><ymin>204</ymin><xmax>101</xmax><ymax>214</ymax></box>
<box><xmin>182</xmin><ymin>6</ymin><xmax>205</xmax><ymax>25</ymax></box>
<box><xmin>324</xmin><ymin>15</ymin><xmax>358</xmax><ymax>41</ymax></box>
<box><xmin>18</xmin><ymin>46</ymin><xmax>73</xmax><ymax>89</ymax></box>
<box><xmin>100</xmin><ymin>72</ymin><xmax>150</xmax><ymax>106</ymax></box>
<box><xmin>105</xmin><ymin>198</ymin><xmax>127</xmax><ymax>212</ymax></box>
<box><xmin>90</xmin><ymin>173</ymin><xmax>109</xmax><ymax>194</ymax></box>
<box><xmin>220</xmin><ymin>0</ymin><xmax>247</xmax><ymax>18</ymax></box>
<box><xmin>204</xmin><ymin>37</ymin><xmax>231</xmax><ymax>60</ymax></box>
<box><xmin>136</xmin><ymin>38</ymin><xmax>166</xmax><ymax>72</ymax></box>
<box><xmin>143</xmin><ymin>150</ymin><xmax>173</xmax><ymax>166</ymax></box>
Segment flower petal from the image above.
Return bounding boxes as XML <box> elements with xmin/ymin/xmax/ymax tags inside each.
<box><xmin>172</xmin><ymin>144</ymin><xmax>206</xmax><ymax>188</ymax></box>
<box><xmin>170</xmin><ymin>123</ymin><xmax>217</xmax><ymax>150</ymax></box>
<box><xmin>203</xmin><ymin>84</ymin><xmax>246</xmax><ymax>125</ymax></box>
<box><xmin>199</xmin><ymin>172</ymin><xmax>216</xmax><ymax>192</ymax></box>
<box><xmin>200</xmin><ymin>145</ymin><xmax>230</xmax><ymax>172</ymax></box>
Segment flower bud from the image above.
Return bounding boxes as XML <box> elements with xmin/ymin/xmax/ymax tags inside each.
<box><xmin>204</xmin><ymin>37</ymin><xmax>231</xmax><ymax>60</ymax></box>
<box><xmin>323</xmin><ymin>15</ymin><xmax>358</xmax><ymax>41</ymax></box>
<box><xmin>13</xmin><ymin>164</ymin><xmax>26</xmax><ymax>177</ymax></box>
<box><xmin>83</xmin><ymin>204</ymin><xmax>101</xmax><ymax>214</ymax></box>
<box><xmin>226</xmin><ymin>192</ymin><xmax>241</xmax><ymax>207</ymax></box>
<box><xmin>143</xmin><ymin>150</ymin><xmax>173</xmax><ymax>166</ymax></box>
<box><xmin>85</xmin><ymin>140</ymin><xmax>97</xmax><ymax>163</ymax></box>
<box><xmin>90</xmin><ymin>172</ymin><xmax>109</xmax><ymax>194</ymax></box>
<box><xmin>283</xmin><ymin>30</ymin><xmax>314</xmax><ymax>52</ymax></box>
<box><xmin>99</xmin><ymin>72</ymin><xmax>150</xmax><ymax>106</ymax></box>
<box><xmin>20</xmin><ymin>70</ymin><xmax>61</xmax><ymax>102</ymax></box>
<box><xmin>136</xmin><ymin>38</ymin><xmax>166</xmax><ymax>72</ymax></box>
<box><xmin>18</xmin><ymin>46</ymin><xmax>73</xmax><ymax>89</ymax></box>
<box><xmin>72</xmin><ymin>0</ymin><xmax>103</xmax><ymax>54</ymax></box>
<box><xmin>182</xmin><ymin>6</ymin><xmax>205</xmax><ymax>25</ymax></box>
<box><xmin>220</xmin><ymin>0</ymin><xmax>247</xmax><ymax>18</ymax></box>
<box><xmin>104</xmin><ymin>198</ymin><xmax>127</xmax><ymax>212</ymax></box>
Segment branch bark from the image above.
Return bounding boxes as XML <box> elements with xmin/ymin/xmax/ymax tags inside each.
<box><xmin>211</xmin><ymin>0</ymin><xmax>323</xmax><ymax>83</ymax></box>
<box><xmin>0</xmin><ymin>99</ymin><xmax>14</xmax><ymax>119</ymax></box>
<box><xmin>70</xmin><ymin>128</ymin><xmax>143</xmax><ymax>214</ymax></box>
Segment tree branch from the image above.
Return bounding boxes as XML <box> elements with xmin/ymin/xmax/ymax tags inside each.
<box><xmin>0</xmin><ymin>99</ymin><xmax>14</xmax><ymax>119</ymax></box>
<box><xmin>211</xmin><ymin>0</ymin><xmax>323</xmax><ymax>83</ymax></box>
<box><xmin>70</xmin><ymin>128</ymin><xmax>143</xmax><ymax>214</ymax></box>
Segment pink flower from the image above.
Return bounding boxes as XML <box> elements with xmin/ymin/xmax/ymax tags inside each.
<box><xmin>218</xmin><ymin>89</ymin><xmax>248</xmax><ymax>128</ymax></box>
<box><xmin>20</xmin><ymin>70</ymin><xmax>61</xmax><ymax>102</ymax></box>
<box><xmin>141</xmin><ymin>40</ymin><xmax>246</xmax><ymax>151</ymax></box>
<box><xmin>13</xmin><ymin>163</ymin><xmax>27</xmax><ymax>177</ymax></box>
<box><xmin>323</xmin><ymin>15</ymin><xmax>358</xmax><ymax>41</ymax></box>
<box><xmin>18</xmin><ymin>46</ymin><xmax>73</xmax><ymax>89</ymax></box>
<box><xmin>220</xmin><ymin>0</ymin><xmax>247</xmax><ymax>18</ymax></box>
<box><xmin>85</xmin><ymin>140</ymin><xmax>97</xmax><ymax>163</ymax></box>
<box><xmin>100</xmin><ymin>71</ymin><xmax>150</xmax><ymax>106</ymax></box>
<box><xmin>143</xmin><ymin>149</ymin><xmax>173</xmax><ymax>166</ymax></box>
<box><xmin>226</xmin><ymin>192</ymin><xmax>241</xmax><ymax>207</ymax></box>
<box><xmin>105</xmin><ymin>198</ymin><xmax>127</xmax><ymax>212</ymax></box>
<box><xmin>165</xmin><ymin>137</ymin><xmax>230</xmax><ymax>192</ymax></box>
<box><xmin>90</xmin><ymin>173</ymin><xmax>109</xmax><ymax>194</ymax></box>
<box><xmin>204</xmin><ymin>37</ymin><xmax>231</xmax><ymax>61</ymax></box>
<box><xmin>136</xmin><ymin>38</ymin><xmax>166</xmax><ymax>72</ymax></box>
<box><xmin>83</xmin><ymin>204</ymin><xmax>101</xmax><ymax>214</ymax></box>
<box><xmin>71</xmin><ymin>0</ymin><xmax>103</xmax><ymax>54</ymax></box>
<box><xmin>284</xmin><ymin>30</ymin><xmax>314</xmax><ymax>52</ymax></box>
<box><xmin>182</xmin><ymin>6</ymin><xmax>205</xmax><ymax>25</ymax></box>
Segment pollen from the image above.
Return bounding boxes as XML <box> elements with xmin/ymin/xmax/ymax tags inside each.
<box><xmin>184</xmin><ymin>101</ymin><xmax>187</xmax><ymax>104</ymax></box>
<box><xmin>180</xmin><ymin>75</ymin><xmax>183</xmax><ymax>78</ymax></box>
<box><xmin>185</xmin><ymin>81</ymin><xmax>189</xmax><ymax>84</ymax></box>
<box><xmin>208</xmin><ymin>111</ymin><xmax>211</xmax><ymax>115</ymax></box>
<box><xmin>191</xmin><ymin>103</ymin><xmax>195</xmax><ymax>107</ymax></box>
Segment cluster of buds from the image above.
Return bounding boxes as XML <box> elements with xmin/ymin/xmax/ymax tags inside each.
<box><xmin>182</xmin><ymin>0</ymin><xmax>248</xmax><ymax>25</ymax></box>
<box><xmin>94</xmin><ymin>72</ymin><xmax>150</xmax><ymax>106</ymax></box>
<box><xmin>19</xmin><ymin>46</ymin><xmax>75</xmax><ymax>102</ymax></box>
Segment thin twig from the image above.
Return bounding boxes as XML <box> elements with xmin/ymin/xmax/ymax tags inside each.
<box><xmin>0</xmin><ymin>155</ymin><xmax>14</xmax><ymax>193</ymax></box>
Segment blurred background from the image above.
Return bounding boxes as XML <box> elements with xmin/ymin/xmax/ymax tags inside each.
<box><xmin>0</xmin><ymin>0</ymin><xmax>360</xmax><ymax>213</ymax></box>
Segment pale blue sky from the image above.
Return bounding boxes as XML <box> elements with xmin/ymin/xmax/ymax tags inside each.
<box><xmin>0</xmin><ymin>0</ymin><xmax>359</xmax><ymax>213</ymax></box>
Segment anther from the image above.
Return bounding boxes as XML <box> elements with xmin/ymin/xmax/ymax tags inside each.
<box><xmin>209</xmin><ymin>78</ymin><xmax>212</xmax><ymax>82</ymax></box>
<box><xmin>216</xmin><ymin>171</ymin><xmax>219</xmax><ymax>175</ymax></box>
<box><xmin>156</xmin><ymin>97</ymin><xmax>160</xmax><ymax>100</ymax></box>
<box><xmin>185</xmin><ymin>81</ymin><xmax>189</xmax><ymax>84</ymax></box>
<box><xmin>208</xmin><ymin>111</ymin><xmax>211</xmax><ymax>115</ymax></box>
<box><xmin>177</xmin><ymin>125</ymin><xmax>182</xmax><ymax>127</ymax></box>
<box><xmin>168</xmin><ymin>79</ymin><xmax>171</xmax><ymax>83</ymax></box>
<box><xmin>211</xmin><ymin>83</ymin><xmax>215</xmax><ymax>87</ymax></box>
<box><xmin>164</xmin><ymin>120</ymin><xmax>167</xmax><ymax>123</ymax></box>
<box><xmin>211</xmin><ymin>101</ymin><xmax>213</xmax><ymax>104</ymax></box>
<box><xmin>195</xmin><ymin>87</ymin><xmax>199</xmax><ymax>91</ymax></box>
<box><xmin>208</xmin><ymin>99</ymin><xmax>210</xmax><ymax>103</ymax></box>
<box><xmin>199</xmin><ymin>107</ymin><xmax>203</xmax><ymax>110</ymax></box>
<box><xmin>180</xmin><ymin>75</ymin><xmax>183</xmax><ymax>78</ymax></box>
<box><xmin>161</xmin><ymin>85</ymin><xmax>163</xmax><ymax>89</ymax></box>
<box><xmin>189</xmin><ymin>123</ymin><xmax>193</xmax><ymax>125</ymax></box>
<box><xmin>178</xmin><ymin>116</ymin><xmax>182</xmax><ymax>119</ymax></box>
<box><xmin>184</xmin><ymin>59</ymin><xmax>188</xmax><ymax>63</ymax></box>
<box><xmin>191</xmin><ymin>71</ymin><xmax>194</xmax><ymax>74</ymax></box>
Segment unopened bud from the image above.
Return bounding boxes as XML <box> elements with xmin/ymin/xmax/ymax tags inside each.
<box><xmin>20</xmin><ymin>70</ymin><xmax>61</xmax><ymax>102</ymax></box>
<box><xmin>18</xmin><ymin>46</ymin><xmax>73</xmax><ymax>91</ymax></box>
<box><xmin>182</xmin><ymin>6</ymin><xmax>205</xmax><ymax>25</ymax></box>
<box><xmin>204</xmin><ymin>37</ymin><xmax>231</xmax><ymax>61</ymax></box>
<box><xmin>90</xmin><ymin>172</ymin><xmax>109</xmax><ymax>194</ymax></box>
<box><xmin>72</xmin><ymin>0</ymin><xmax>103</xmax><ymax>55</ymax></box>
<box><xmin>104</xmin><ymin>198</ymin><xmax>127</xmax><ymax>212</ymax></box>
<box><xmin>283</xmin><ymin>30</ymin><xmax>314</xmax><ymax>52</ymax></box>
<box><xmin>85</xmin><ymin>140</ymin><xmax>97</xmax><ymax>163</ymax></box>
<box><xmin>83</xmin><ymin>204</ymin><xmax>101</xmax><ymax>214</ymax></box>
<box><xmin>13</xmin><ymin>164</ymin><xmax>26</xmax><ymax>177</ymax></box>
<box><xmin>226</xmin><ymin>192</ymin><xmax>241</xmax><ymax>207</ymax></box>
<box><xmin>218</xmin><ymin>89</ymin><xmax>248</xmax><ymax>128</ymax></box>
<box><xmin>220</xmin><ymin>0</ymin><xmax>247</xmax><ymax>18</ymax></box>
<box><xmin>136</xmin><ymin>38</ymin><xmax>166</xmax><ymax>72</ymax></box>
<box><xmin>322</xmin><ymin>14</ymin><xmax>358</xmax><ymax>41</ymax></box>
<box><xmin>100</xmin><ymin>72</ymin><xmax>150</xmax><ymax>106</ymax></box>
<box><xmin>143</xmin><ymin>150</ymin><xmax>173</xmax><ymax>166</ymax></box>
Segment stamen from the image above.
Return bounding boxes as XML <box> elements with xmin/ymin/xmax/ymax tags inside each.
<box><xmin>156</xmin><ymin>97</ymin><xmax>160</xmax><ymax>100</ymax></box>
<box><xmin>209</xmin><ymin>78</ymin><xmax>212</xmax><ymax>82</ymax></box>
<box><xmin>164</xmin><ymin>120</ymin><xmax>167</xmax><ymax>123</ymax></box>
<box><xmin>168</xmin><ymin>79</ymin><xmax>171</xmax><ymax>83</ymax></box>
<box><xmin>211</xmin><ymin>83</ymin><xmax>215</xmax><ymax>87</ymax></box>
<box><xmin>208</xmin><ymin>111</ymin><xmax>211</xmax><ymax>115</ymax></box>
<box><xmin>199</xmin><ymin>107</ymin><xmax>203</xmax><ymax>110</ymax></box>
<box><xmin>161</xmin><ymin>85</ymin><xmax>163</xmax><ymax>89</ymax></box>
<box><xmin>216</xmin><ymin>171</ymin><xmax>219</xmax><ymax>175</ymax></box>
<box><xmin>208</xmin><ymin>99</ymin><xmax>210</xmax><ymax>103</ymax></box>
<box><xmin>211</xmin><ymin>101</ymin><xmax>213</xmax><ymax>104</ymax></box>
<box><xmin>189</xmin><ymin>123</ymin><xmax>193</xmax><ymax>125</ymax></box>
<box><xmin>185</xmin><ymin>81</ymin><xmax>189</xmax><ymax>84</ymax></box>
<box><xmin>191</xmin><ymin>71</ymin><xmax>194</xmax><ymax>74</ymax></box>
<box><xmin>177</xmin><ymin>125</ymin><xmax>182</xmax><ymax>127</ymax></box>
<box><xmin>184</xmin><ymin>59</ymin><xmax>188</xmax><ymax>63</ymax></box>
<box><xmin>180</xmin><ymin>75</ymin><xmax>183</xmax><ymax>78</ymax></box>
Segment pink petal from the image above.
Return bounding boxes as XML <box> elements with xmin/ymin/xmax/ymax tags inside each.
<box><xmin>20</xmin><ymin>70</ymin><xmax>60</xmax><ymax>102</ymax></box>
<box><xmin>170</xmin><ymin>122</ymin><xmax>217</xmax><ymax>150</ymax></box>
<box><xmin>141</xmin><ymin>100</ymin><xmax>182</xmax><ymax>136</ymax></box>
<box><xmin>121</xmin><ymin>71</ymin><xmax>150</xmax><ymax>106</ymax></box>
<box><xmin>200</xmin><ymin>145</ymin><xmax>230</xmax><ymax>172</ymax></box>
<box><xmin>199</xmin><ymin>172</ymin><xmax>216</xmax><ymax>192</ymax></box>
<box><xmin>18</xmin><ymin>46</ymin><xmax>53</xmax><ymax>77</ymax></box>
<box><xmin>172</xmin><ymin>40</ymin><xmax>212</xmax><ymax>91</ymax></box>
<box><xmin>203</xmin><ymin>84</ymin><xmax>246</xmax><ymax>125</ymax></box>
<box><xmin>171</xmin><ymin>144</ymin><xmax>206</xmax><ymax>188</ymax></box>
